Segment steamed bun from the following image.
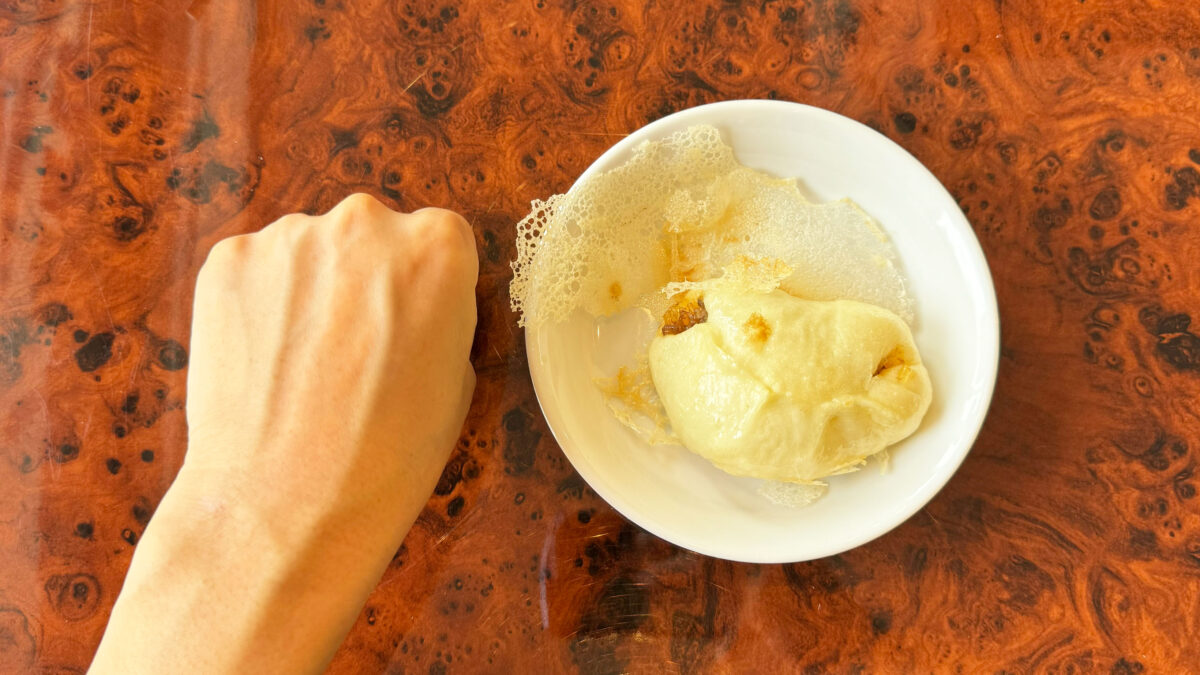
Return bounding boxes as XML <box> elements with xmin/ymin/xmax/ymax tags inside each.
<box><xmin>648</xmin><ymin>288</ymin><xmax>931</xmax><ymax>483</ymax></box>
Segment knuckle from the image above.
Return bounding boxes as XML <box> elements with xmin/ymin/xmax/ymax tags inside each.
<box><xmin>197</xmin><ymin>234</ymin><xmax>248</xmax><ymax>287</ymax></box>
<box><xmin>412</xmin><ymin>205</ymin><xmax>464</xmax><ymax>224</ymax></box>
<box><xmin>333</xmin><ymin>192</ymin><xmax>386</xmax><ymax>219</ymax></box>
<box><xmin>257</xmin><ymin>212</ymin><xmax>311</xmax><ymax>244</ymax></box>
<box><xmin>410</xmin><ymin>207</ymin><xmax>474</xmax><ymax>253</ymax></box>
<box><xmin>273</xmin><ymin>212</ymin><xmax>310</xmax><ymax>231</ymax></box>
<box><xmin>206</xmin><ymin>233</ymin><xmax>248</xmax><ymax>265</ymax></box>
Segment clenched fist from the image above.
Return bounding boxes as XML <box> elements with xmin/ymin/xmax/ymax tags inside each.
<box><xmin>91</xmin><ymin>194</ymin><xmax>478</xmax><ymax>674</ymax></box>
<box><xmin>187</xmin><ymin>193</ymin><xmax>477</xmax><ymax>540</ymax></box>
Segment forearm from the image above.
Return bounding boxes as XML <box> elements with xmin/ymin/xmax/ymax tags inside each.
<box><xmin>89</xmin><ymin>466</ymin><xmax>412</xmax><ymax>674</ymax></box>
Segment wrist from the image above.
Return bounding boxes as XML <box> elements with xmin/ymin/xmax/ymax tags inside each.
<box><xmin>173</xmin><ymin>450</ymin><xmax>418</xmax><ymax>555</ymax></box>
<box><xmin>94</xmin><ymin>467</ymin><xmax>391</xmax><ymax>674</ymax></box>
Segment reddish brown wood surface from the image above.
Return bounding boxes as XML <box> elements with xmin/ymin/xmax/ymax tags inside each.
<box><xmin>4</xmin><ymin>0</ymin><xmax>1200</xmax><ymax>672</ymax></box>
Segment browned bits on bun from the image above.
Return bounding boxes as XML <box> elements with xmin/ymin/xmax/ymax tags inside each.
<box><xmin>660</xmin><ymin>292</ymin><xmax>708</xmax><ymax>336</ymax></box>
<box><xmin>742</xmin><ymin>312</ymin><xmax>772</xmax><ymax>348</ymax></box>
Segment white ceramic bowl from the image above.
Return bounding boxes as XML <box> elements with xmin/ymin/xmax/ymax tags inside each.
<box><xmin>526</xmin><ymin>100</ymin><xmax>999</xmax><ymax>563</ymax></box>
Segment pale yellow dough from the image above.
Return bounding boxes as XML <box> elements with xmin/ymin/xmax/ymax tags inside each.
<box><xmin>648</xmin><ymin>288</ymin><xmax>932</xmax><ymax>483</ymax></box>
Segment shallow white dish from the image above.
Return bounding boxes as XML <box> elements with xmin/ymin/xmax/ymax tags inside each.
<box><xmin>525</xmin><ymin>99</ymin><xmax>999</xmax><ymax>563</ymax></box>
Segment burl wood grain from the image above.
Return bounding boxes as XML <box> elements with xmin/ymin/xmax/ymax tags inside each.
<box><xmin>3</xmin><ymin>0</ymin><xmax>1200</xmax><ymax>672</ymax></box>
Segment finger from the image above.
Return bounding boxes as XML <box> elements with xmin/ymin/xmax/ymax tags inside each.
<box><xmin>457</xmin><ymin>362</ymin><xmax>477</xmax><ymax>423</ymax></box>
<box><xmin>431</xmin><ymin>363</ymin><xmax>476</xmax><ymax>470</ymax></box>
<box><xmin>448</xmin><ymin>361</ymin><xmax>477</xmax><ymax>448</ymax></box>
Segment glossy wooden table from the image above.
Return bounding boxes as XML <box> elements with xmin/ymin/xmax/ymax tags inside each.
<box><xmin>3</xmin><ymin>0</ymin><xmax>1200</xmax><ymax>672</ymax></box>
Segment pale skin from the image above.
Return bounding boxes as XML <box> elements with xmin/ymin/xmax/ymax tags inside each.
<box><xmin>89</xmin><ymin>194</ymin><xmax>479</xmax><ymax>674</ymax></box>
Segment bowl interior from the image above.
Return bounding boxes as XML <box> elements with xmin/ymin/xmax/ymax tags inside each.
<box><xmin>526</xmin><ymin>100</ymin><xmax>999</xmax><ymax>563</ymax></box>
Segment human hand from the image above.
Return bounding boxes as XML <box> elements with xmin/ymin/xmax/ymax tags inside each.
<box><xmin>184</xmin><ymin>193</ymin><xmax>478</xmax><ymax>546</ymax></box>
<box><xmin>91</xmin><ymin>193</ymin><xmax>478</xmax><ymax>674</ymax></box>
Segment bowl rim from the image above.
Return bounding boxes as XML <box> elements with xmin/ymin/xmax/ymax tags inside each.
<box><xmin>524</xmin><ymin>98</ymin><xmax>1001</xmax><ymax>563</ymax></box>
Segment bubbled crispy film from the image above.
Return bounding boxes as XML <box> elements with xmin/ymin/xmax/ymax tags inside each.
<box><xmin>757</xmin><ymin>480</ymin><xmax>827</xmax><ymax>508</ymax></box>
<box><xmin>510</xmin><ymin>124</ymin><xmax>914</xmax><ymax>327</ymax></box>
<box><xmin>663</xmin><ymin>255</ymin><xmax>793</xmax><ymax>298</ymax></box>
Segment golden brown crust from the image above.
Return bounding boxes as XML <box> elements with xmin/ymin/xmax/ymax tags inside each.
<box><xmin>660</xmin><ymin>292</ymin><xmax>709</xmax><ymax>336</ymax></box>
<box><xmin>741</xmin><ymin>312</ymin><xmax>772</xmax><ymax>348</ymax></box>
